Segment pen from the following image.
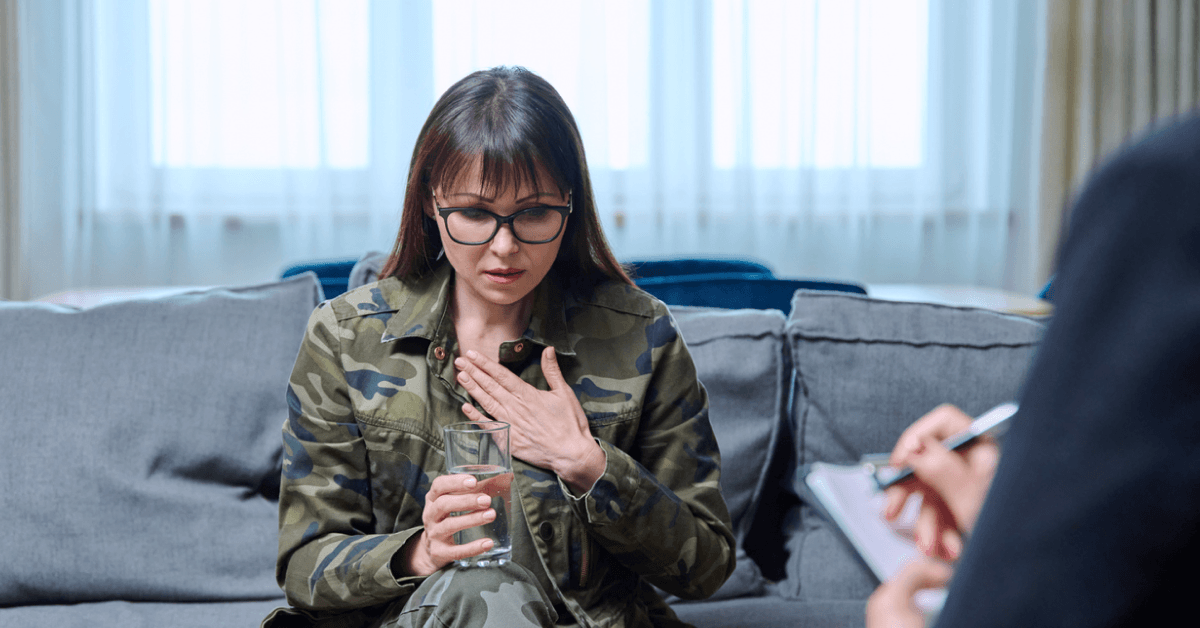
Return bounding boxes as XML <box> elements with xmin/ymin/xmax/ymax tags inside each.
<box><xmin>873</xmin><ymin>402</ymin><xmax>1019</xmax><ymax>490</ymax></box>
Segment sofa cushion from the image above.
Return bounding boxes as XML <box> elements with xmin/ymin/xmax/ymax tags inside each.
<box><xmin>0</xmin><ymin>598</ymin><xmax>288</xmax><ymax>628</ymax></box>
<box><xmin>0</xmin><ymin>275</ymin><xmax>321</xmax><ymax>605</ymax></box>
<box><xmin>671</xmin><ymin>306</ymin><xmax>788</xmax><ymax>600</ymax></box>
<box><xmin>779</xmin><ymin>291</ymin><xmax>1044</xmax><ymax>601</ymax></box>
<box><xmin>672</xmin><ymin>594</ymin><xmax>867</xmax><ymax>628</ymax></box>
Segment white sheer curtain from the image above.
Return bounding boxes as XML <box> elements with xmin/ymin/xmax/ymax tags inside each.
<box><xmin>10</xmin><ymin>0</ymin><xmax>1046</xmax><ymax>300</ymax></box>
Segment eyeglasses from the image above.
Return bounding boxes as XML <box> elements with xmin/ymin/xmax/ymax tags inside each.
<box><xmin>434</xmin><ymin>192</ymin><xmax>572</xmax><ymax>245</ymax></box>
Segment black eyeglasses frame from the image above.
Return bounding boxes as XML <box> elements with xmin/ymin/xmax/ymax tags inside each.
<box><xmin>433</xmin><ymin>192</ymin><xmax>573</xmax><ymax>246</ymax></box>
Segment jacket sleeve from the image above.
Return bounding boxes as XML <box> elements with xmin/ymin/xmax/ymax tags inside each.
<box><xmin>276</xmin><ymin>303</ymin><xmax>421</xmax><ymax>610</ymax></box>
<box><xmin>562</xmin><ymin>303</ymin><xmax>736</xmax><ymax>600</ymax></box>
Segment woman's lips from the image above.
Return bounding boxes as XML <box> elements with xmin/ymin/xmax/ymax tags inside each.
<box><xmin>484</xmin><ymin>268</ymin><xmax>525</xmax><ymax>284</ymax></box>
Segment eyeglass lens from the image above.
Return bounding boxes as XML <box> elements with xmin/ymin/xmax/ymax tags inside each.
<box><xmin>445</xmin><ymin>208</ymin><xmax>565</xmax><ymax>244</ymax></box>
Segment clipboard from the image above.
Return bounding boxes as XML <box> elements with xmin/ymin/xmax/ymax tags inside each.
<box><xmin>802</xmin><ymin>462</ymin><xmax>948</xmax><ymax>612</ymax></box>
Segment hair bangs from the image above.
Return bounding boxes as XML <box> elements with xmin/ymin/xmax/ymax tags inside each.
<box><xmin>427</xmin><ymin>120</ymin><xmax>573</xmax><ymax>200</ymax></box>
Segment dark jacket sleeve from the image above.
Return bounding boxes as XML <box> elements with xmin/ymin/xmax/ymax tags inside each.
<box><xmin>934</xmin><ymin>115</ymin><xmax>1200</xmax><ymax>626</ymax></box>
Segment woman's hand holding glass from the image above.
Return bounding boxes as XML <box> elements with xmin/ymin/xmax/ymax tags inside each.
<box><xmin>400</xmin><ymin>474</ymin><xmax>499</xmax><ymax>577</ymax></box>
<box><xmin>454</xmin><ymin>347</ymin><xmax>605</xmax><ymax>494</ymax></box>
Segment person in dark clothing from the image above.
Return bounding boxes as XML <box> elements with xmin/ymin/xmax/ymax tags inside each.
<box><xmin>868</xmin><ymin>112</ymin><xmax>1200</xmax><ymax>627</ymax></box>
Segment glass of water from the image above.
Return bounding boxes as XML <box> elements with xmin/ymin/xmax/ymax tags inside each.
<box><xmin>442</xmin><ymin>421</ymin><xmax>513</xmax><ymax>567</ymax></box>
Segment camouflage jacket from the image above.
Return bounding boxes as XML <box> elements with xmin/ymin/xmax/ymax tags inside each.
<box><xmin>275</xmin><ymin>261</ymin><xmax>735</xmax><ymax>627</ymax></box>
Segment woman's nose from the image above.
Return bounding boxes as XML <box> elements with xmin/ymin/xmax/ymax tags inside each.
<box><xmin>489</xmin><ymin>223</ymin><xmax>520</xmax><ymax>256</ymax></box>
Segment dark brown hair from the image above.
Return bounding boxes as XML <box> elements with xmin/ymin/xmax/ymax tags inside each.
<box><xmin>380</xmin><ymin>66</ymin><xmax>631</xmax><ymax>292</ymax></box>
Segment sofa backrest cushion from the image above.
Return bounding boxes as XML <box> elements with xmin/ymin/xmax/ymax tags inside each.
<box><xmin>0</xmin><ymin>274</ymin><xmax>321</xmax><ymax>605</ymax></box>
<box><xmin>780</xmin><ymin>290</ymin><xmax>1044</xmax><ymax>602</ymax></box>
<box><xmin>671</xmin><ymin>306</ymin><xmax>788</xmax><ymax>601</ymax></box>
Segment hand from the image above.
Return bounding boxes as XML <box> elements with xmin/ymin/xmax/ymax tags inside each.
<box><xmin>883</xmin><ymin>404</ymin><xmax>999</xmax><ymax>561</ymax></box>
<box><xmin>454</xmin><ymin>347</ymin><xmax>605</xmax><ymax>492</ymax></box>
<box><xmin>399</xmin><ymin>473</ymin><xmax>497</xmax><ymax>576</ymax></box>
<box><xmin>866</xmin><ymin>558</ymin><xmax>954</xmax><ymax>628</ymax></box>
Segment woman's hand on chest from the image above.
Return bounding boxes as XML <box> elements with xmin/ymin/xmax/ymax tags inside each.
<box><xmin>454</xmin><ymin>346</ymin><xmax>605</xmax><ymax>493</ymax></box>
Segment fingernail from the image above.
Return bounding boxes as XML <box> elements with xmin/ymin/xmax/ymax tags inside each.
<box><xmin>466</xmin><ymin>350</ymin><xmax>478</xmax><ymax>359</ymax></box>
<box><xmin>477</xmin><ymin>495</ymin><xmax>490</xmax><ymax>507</ymax></box>
<box><xmin>484</xmin><ymin>509</ymin><xmax>496</xmax><ymax>521</ymax></box>
<box><xmin>463</xmin><ymin>477</ymin><xmax>476</xmax><ymax>488</ymax></box>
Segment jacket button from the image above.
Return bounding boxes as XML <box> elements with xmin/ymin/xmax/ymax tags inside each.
<box><xmin>538</xmin><ymin>521</ymin><xmax>554</xmax><ymax>541</ymax></box>
<box><xmin>433</xmin><ymin>346</ymin><xmax>446</xmax><ymax>360</ymax></box>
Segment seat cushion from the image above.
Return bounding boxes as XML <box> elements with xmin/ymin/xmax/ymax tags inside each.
<box><xmin>0</xmin><ymin>275</ymin><xmax>321</xmax><ymax>605</ymax></box>
<box><xmin>673</xmin><ymin>594</ymin><xmax>867</xmax><ymax>628</ymax></box>
<box><xmin>780</xmin><ymin>290</ymin><xmax>1044</xmax><ymax>601</ymax></box>
<box><xmin>0</xmin><ymin>599</ymin><xmax>288</xmax><ymax>628</ymax></box>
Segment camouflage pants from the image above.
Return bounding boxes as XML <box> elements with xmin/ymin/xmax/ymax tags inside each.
<box><xmin>379</xmin><ymin>561</ymin><xmax>559</xmax><ymax>628</ymax></box>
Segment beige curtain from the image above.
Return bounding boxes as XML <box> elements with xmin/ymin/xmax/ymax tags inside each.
<box><xmin>1038</xmin><ymin>0</ymin><xmax>1200</xmax><ymax>282</ymax></box>
<box><xmin>0</xmin><ymin>0</ymin><xmax>20</xmax><ymax>300</ymax></box>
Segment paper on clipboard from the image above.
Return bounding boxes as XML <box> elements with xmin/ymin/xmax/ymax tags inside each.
<box><xmin>805</xmin><ymin>462</ymin><xmax>948</xmax><ymax>612</ymax></box>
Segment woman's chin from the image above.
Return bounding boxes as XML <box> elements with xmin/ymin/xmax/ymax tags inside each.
<box><xmin>469</xmin><ymin>280</ymin><xmax>534</xmax><ymax>308</ymax></box>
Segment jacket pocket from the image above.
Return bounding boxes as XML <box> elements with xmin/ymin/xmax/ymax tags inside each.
<box><xmin>361</xmin><ymin>420</ymin><xmax>442</xmax><ymax>533</ymax></box>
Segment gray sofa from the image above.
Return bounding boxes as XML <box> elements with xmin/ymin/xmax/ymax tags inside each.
<box><xmin>0</xmin><ymin>260</ymin><xmax>1044</xmax><ymax>627</ymax></box>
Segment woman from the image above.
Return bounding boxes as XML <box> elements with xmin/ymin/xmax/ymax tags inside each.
<box><xmin>265</xmin><ymin>66</ymin><xmax>735</xmax><ymax>628</ymax></box>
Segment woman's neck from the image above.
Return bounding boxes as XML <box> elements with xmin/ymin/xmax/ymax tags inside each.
<box><xmin>450</xmin><ymin>280</ymin><xmax>534</xmax><ymax>361</ymax></box>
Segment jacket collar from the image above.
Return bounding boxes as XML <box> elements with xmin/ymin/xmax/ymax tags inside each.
<box><xmin>378</xmin><ymin>260</ymin><xmax>576</xmax><ymax>357</ymax></box>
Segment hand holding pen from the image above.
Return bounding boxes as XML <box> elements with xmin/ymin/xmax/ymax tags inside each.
<box><xmin>880</xmin><ymin>403</ymin><xmax>1010</xmax><ymax>561</ymax></box>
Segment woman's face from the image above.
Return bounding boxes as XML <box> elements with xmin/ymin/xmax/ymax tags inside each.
<box><xmin>429</xmin><ymin>158</ymin><xmax>570</xmax><ymax>311</ymax></box>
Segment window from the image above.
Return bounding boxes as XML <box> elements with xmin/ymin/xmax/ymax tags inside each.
<box><xmin>711</xmin><ymin>0</ymin><xmax>927</xmax><ymax>169</ymax></box>
<box><xmin>150</xmin><ymin>0</ymin><xmax>370</xmax><ymax>169</ymax></box>
<box><xmin>101</xmin><ymin>0</ymin><xmax>1004</xmax><ymax>226</ymax></box>
<box><xmin>23</xmin><ymin>0</ymin><xmax>1045</xmax><ymax>296</ymax></box>
<box><xmin>431</xmin><ymin>0</ymin><xmax>651</xmax><ymax>170</ymax></box>
<box><xmin>144</xmin><ymin>0</ymin><xmax>928</xmax><ymax>175</ymax></box>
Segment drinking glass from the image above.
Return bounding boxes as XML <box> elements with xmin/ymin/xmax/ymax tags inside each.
<box><xmin>442</xmin><ymin>421</ymin><xmax>513</xmax><ymax>567</ymax></box>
